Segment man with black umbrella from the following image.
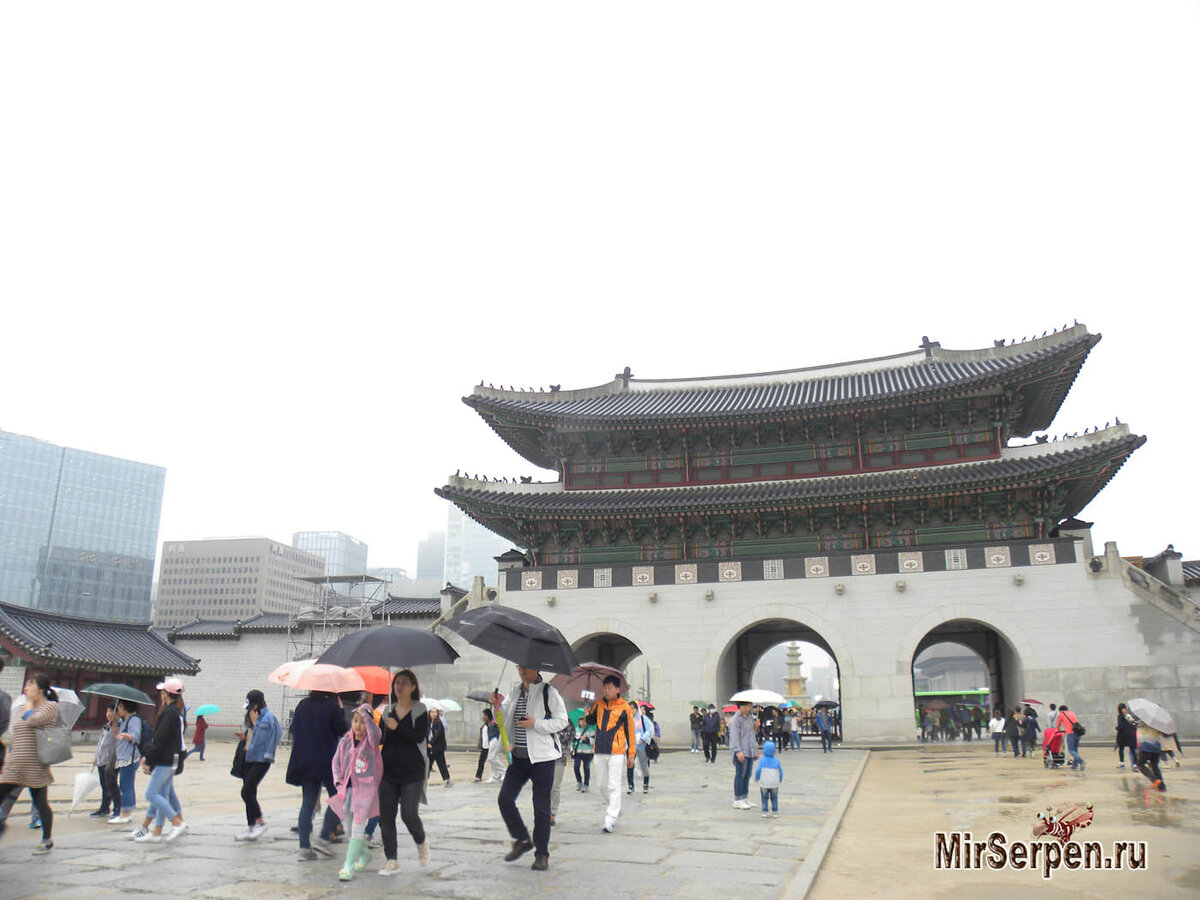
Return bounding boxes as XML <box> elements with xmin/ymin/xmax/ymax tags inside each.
<box><xmin>495</xmin><ymin>665</ymin><xmax>568</xmax><ymax>872</ymax></box>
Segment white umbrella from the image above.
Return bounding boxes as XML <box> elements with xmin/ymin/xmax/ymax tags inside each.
<box><xmin>12</xmin><ymin>687</ymin><xmax>85</xmax><ymax>728</ymax></box>
<box><xmin>1128</xmin><ymin>697</ymin><xmax>1177</xmax><ymax>734</ymax></box>
<box><xmin>436</xmin><ymin>699</ymin><xmax>462</xmax><ymax>712</ymax></box>
<box><xmin>424</xmin><ymin>699</ymin><xmax>444</xmax><ymax>712</ymax></box>
<box><xmin>70</xmin><ymin>768</ymin><xmax>101</xmax><ymax>813</ymax></box>
<box><xmin>729</xmin><ymin>689</ymin><xmax>787</xmax><ymax>706</ymax></box>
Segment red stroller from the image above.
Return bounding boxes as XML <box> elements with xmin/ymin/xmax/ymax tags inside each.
<box><xmin>1043</xmin><ymin>727</ymin><xmax>1065</xmax><ymax>768</ymax></box>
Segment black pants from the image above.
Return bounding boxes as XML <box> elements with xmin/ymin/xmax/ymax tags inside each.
<box><xmin>475</xmin><ymin>748</ymin><xmax>489</xmax><ymax>780</ymax></box>
<box><xmin>573</xmin><ymin>754</ymin><xmax>592</xmax><ymax>786</ymax></box>
<box><xmin>241</xmin><ymin>761</ymin><xmax>271</xmax><ymax>825</ymax></box>
<box><xmin>498</xmin><ymin>755</ymin><xmax>554</xmax><ymax>857</ymax></box>
<box><xmin>428</xmin><ymin>751</ymin><xmax>450</xmax><ymax>782</ymax></box>
<box><xmin>701</xmin><ymin>733</ymin><xmax>718</xmax><ymax>762</ymax></box>
<box><xmin>379</xmin><ymin>778</ymin><xmax>425</xmax><ymax>860</ymax></box>
<box><xmin>99</xmin><ymin>764</ymin><xmax>120</xmax><ymax>814</ymax></box>
<box><xmin>0</xmin><ymin>784</ymin><xmax>51</xmax><ymax>841</ymax></box>
<box><xmin>1136</xmin><ymin>750</ymin><xmax>1164</xmax><ymax>788</ymax></box>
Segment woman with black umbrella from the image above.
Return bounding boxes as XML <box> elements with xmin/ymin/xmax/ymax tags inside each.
<box><xmin>377</xmin><ymin>669</ymin><xmax>430</xmax><ymax>876</ymax></box>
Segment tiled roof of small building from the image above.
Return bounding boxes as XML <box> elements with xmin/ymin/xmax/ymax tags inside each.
<box><xmin>438</xmin><ymin>426</ymin><xmax>1143</xmax><ymax>524</ymax></box>
<box><xmin>0</xmin><ymin>602</ymin><xmax>200</xmax><ymax>675</ymax></box>
<box><xmin>467</xmin><ymin>328</ymin><xmax>1100</xmax><ymax>467</ymax></box>
<box><xmin>1183</xmin><ymin>561</ymin><xmax>1200</xmax><ymax>586</ymax></box>
<box><xmin>376</xmin><ymin>597</ymin><xmax>441</xmax><ymax>618</ymax></box>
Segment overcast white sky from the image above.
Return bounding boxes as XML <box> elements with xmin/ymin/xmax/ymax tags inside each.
<box><xmin>2</xmin><ymin>3</ymin><xmax>1196</xmax><ymax>574</ymax></box>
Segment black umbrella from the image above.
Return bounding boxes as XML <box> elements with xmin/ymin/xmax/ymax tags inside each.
<box><xmin>441</xmin><ymin>605</ymin><xmax>579</xmax><ymax>674</ymax></box>
<box><xmin>466</xmin><ymin>689</ymin><xmax>503</xmax><ymax>703</ymax></box>
<box><xmin>316</xmin><ymin>625</ymin><xmax>460</xmax><ymax>668</ymax></box>
<box><xmin>82</xmin><ymin>683</ymin><xmax>155</xmax><ymax>705</ymax></box>
<box><xmin>814</xmin><ymin>699</ymin><xmax>840</xmax><ymax>709</ymax></box>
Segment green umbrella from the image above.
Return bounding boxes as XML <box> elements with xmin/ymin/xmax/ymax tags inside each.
<box><xmin>568</xmin><ymin>707</ymin><xmax>587</xmax><ymax>726</ymax></box>
<box><xmin>194</xmin><ymin>704</ymin><xmax>221</xmax><ymax>717</ymax></box>
<box><xmin>82</xmin><ymin>683</ymin><xmax>154</xmax><ymax>705</ymax></box>
<box><xmin>689</xmin><ymin>700</ymin><xmax>712</xmax><ymax>709</ymax></box>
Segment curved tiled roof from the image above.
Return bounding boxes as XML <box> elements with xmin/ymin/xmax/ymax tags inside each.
<box><xmin>436</xmin><ymin>427</ymin><xmax>1144</xmax><ymax>530</ymax></box>
<box><xmin>376</xmin><ymin>597</ymin><xmax>441</xmax><ymax>618</ymax></box>
<box><xmin>0</xmin><ymin>603</ymin><xmax>200</xmax><ymax>675</ymax></box>
<box><xmin>467</xmin><ymin>328</ymin><xmax>1099</xmax><ymax>468</ymax></box>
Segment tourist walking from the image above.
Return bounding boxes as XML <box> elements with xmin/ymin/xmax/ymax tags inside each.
<box><xmin>134</xmin><ymin>678</ymin><xmax>188</xmax><ymax>844</ymax></box>
<box><xmin>1004</xmin><ymin>707</ymin><xmax>1023</xmax><ymax>758</ymax></box>
<box><xmin>0</xmin><ymin>659</ymin><xmax>11</xmax><ymax>771</ymax></box>
<box><xmin>329</xmin><ymin>703</ymin><xmax>382</xmax><ymax>881</ymax></box>
<box><xmin>474</xmin><ymin>709</ymin><xmax>495</xmax><ymax>782</ymax></box>
<box><xmin>426</xmin><ymin>708</ymin><xmax>452</xmax><ymax>787</ymax></box>
<box><xmin>626</xmin><ymin>702</ymin><xmax>653</xmax><ymax>795</ymax></box>
<box><xmin>700</xmin><ymin>704</ymin><xmax>720</xmax><ymax>762</ymax></box>
<box><xmin>286</xmin><ymin>689</ymin><xmax>347</xmax><ymax>860</ymax></box>
<box><xmin>754</xmin><ymin>740</ymin><xmax>783</xmax><ymax>817</ymax></box>
<box><xmin>91</xmin><ymin>705</ymin><xmax>120</xmax><ymax>818</ymax></box>
<box><xmin>235</xmin><ymin>689</ymin><xmax>282</xmax><ymax>840</ymax></box>
<box><xmin>0</xmin><ymin>672</ymin><xmax>59</xmax><ymax>853</ymax></box>
<box><xmin>1021</xmin><ymin>706</ymin><xmax>1040</xmax><ymax>757</ymax></box>
<box><xmin>109</xmin><ymin>699</ymin><xmax>143</xmax><ymax>824</ymax></box>
<box><xmin>495</xmin><ymin>666</ymin><xmax>568</xmax><ymax>872</ymax></box>
<box><xmin>587</xmin><ymin>675</ymin><xmax>635</xmax><ymax>834</ymax></box>
<box><xmin>485</xmin><ymin>709</ymin><xmax>507</xmax><ymax>783</ymax></box>
<box><xmin>1056</xmin><ymin>705</ymin><xmax>1086</xmax><ymax>771</ymax></box>
<box><xmin>573</xmin><ymin>712</ymin><xmax>595</xmax><ymax>792</ymax></box>
<box><xmin>689</xmin><ymin>707</ymin><xmax>703</xmax><ymax>753</ymax></box>
<box><xmin>1115</xmin><ymin>703</ymin><xmax>1138</xmax><ymax>768</ymax></box>
<box><xmin>377</xmin><ymin>669</ymin><xmax>430</xmax><ymax>876</ymax></box>
<box><xmin>816</xmin><ymin>708</ymin><xmax>834</xmax><ymax>753</ymax></box>
<box><xmin>1135</xmin><ymin>722</ymin><xmax>1168</xmax><ymax>791</ymax></box>
<box><xmin>729</xmin><ymin>700</ymin><xmax>758</xmax><ymax>809</ymax></box>
<box><xmin>789</xmin><ymin>713</ymin><xmax>801</xmax><ymax>750</ymax></box>
<box><xmin>989</xmin><ymin>708</ymin><xmax>1006</xmax><ymax>755</ymax></box>
<box><xmin>191</xmin><ymin>714</ymin><xmax>208</xmax><ymax>762</ymax></box>
<box><xmin>548</xmin><ymin>714</ymin><xmax>575</xmax><ymax>825</ymax></box>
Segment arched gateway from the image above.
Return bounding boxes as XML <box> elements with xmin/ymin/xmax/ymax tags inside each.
<box><xmin>435</xmin><ymin>328</ymin><xmax>1199</xmax><ymax>743</ymax></box>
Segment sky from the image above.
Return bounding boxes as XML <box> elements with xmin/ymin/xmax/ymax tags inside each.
<box><xmin>2</xmin><ymin>3</ymin><xmax>1197</xmax><ymax>575</ymax></box>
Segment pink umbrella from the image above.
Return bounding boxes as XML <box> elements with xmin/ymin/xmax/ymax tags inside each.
<box><xmin>550</xmin><ymin>662</ymin><xmax>627</xmax><ymax>701</ymax></box>
<box><xmin>268</xmin><ymin>658</ymin><xmax>366</xmax><ymax>693</ymax></box>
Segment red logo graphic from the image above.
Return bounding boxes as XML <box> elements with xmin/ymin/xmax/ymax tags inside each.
<box><xmin>1032</xmin><ymin>803</ymin><xmax>1094</xmax><ymax>844</ymax></box>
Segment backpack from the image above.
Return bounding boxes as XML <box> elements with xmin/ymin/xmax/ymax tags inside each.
<box><xmin>131</xmin><ymin>714</ymin><xmax>151</xmax><ymax>759</ymax></box>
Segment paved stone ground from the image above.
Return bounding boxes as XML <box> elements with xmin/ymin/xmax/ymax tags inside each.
<box><xmin>0</xmin><ymin>745</ymin><xmax>865</xmax><ymax>900</ymax></box>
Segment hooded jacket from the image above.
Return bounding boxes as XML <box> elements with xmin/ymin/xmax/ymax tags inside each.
<box><xmin>587</xmin><ymin>695</ymin><xmax>636</xmax><ymax>762</ymax></box>
<box><xmin>330</xmin><ymin>704</ymin><xmax>383</xmax><ymax>824</ymax></box>
<box><xmin>754</xmin><ymin>740</ymin><xmax>783</xmax><ymax>789</ymax></box>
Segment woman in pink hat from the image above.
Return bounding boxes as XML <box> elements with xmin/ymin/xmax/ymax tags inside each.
<box><xmin>132</xmin><ymin>678</ymin><xmax>188</xmax><ymax>844</ymax></box>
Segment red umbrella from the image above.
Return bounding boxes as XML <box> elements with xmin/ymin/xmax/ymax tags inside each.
<box><xmin>637</xmin><ymin>700</ymin><xmax>655</xmax><ymax>710</ymax></box>
<box><xmin>722</xmin><ymin>704</ymin><xmax>738</xmax><ymax>713</ymax></box>
<box><xmin>550</xmin><ymin>662</ymin><xmax>627</xmax><ymax>702</ymax></box>
<box><xmin>353</xmin><ymin>666</ymin><xmax>393</xmax><ymax>695</ymax></box>
<box><xmin>1021</xmin><ymin>698</ymin><xmax>1044</xmax><ymax>706</ymax></box>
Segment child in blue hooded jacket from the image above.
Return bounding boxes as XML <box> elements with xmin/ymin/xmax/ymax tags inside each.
<box><xmin>754</xmin><ymin>740</ymin><xmax>783</xmax><ymax>817</ymax></box>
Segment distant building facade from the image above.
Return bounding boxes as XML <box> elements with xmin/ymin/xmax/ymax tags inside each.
<box><xmin>443</xmin><ymin>506</ymin><xmax>509</xmax><ymax>587</ymax></box>
<box><xmin>154</xmin><ymin>537</ymin><xmax>324</xmax><ymax>627</ymax></box>
<box><xmin>292</xmin><ymin>531</ymin><xmax>368</xmax><ymax>576</ymax></box>
<box><xmin>416</xmin><ymin>531</ymin><xmax>445</xmax><ymax>581</ymax></box>
<box><xmin>0</xmin><ymin>429</ymin><xmax>165</xmax><ymax>622</ymax></box>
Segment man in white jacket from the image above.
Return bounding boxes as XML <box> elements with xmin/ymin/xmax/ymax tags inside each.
<box><xmin>496</xmin><ymin>666</ymin><xmax>568</xmax><ymax>872</ymax></box>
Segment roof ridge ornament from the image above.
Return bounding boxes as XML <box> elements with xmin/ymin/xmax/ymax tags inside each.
<box><xmin>919</xmin><ymin>336</ymin><xmax>940</xmax><ymax>358</ymax></box>
<box><xmin>616</xmin><ymin>366</ymin><xmax>634</xmax><ymax>389</ymax></box>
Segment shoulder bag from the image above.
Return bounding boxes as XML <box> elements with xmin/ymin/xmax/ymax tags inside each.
<box><xmin>36</xmin><ymin>709</ymin><xmax>74</xmax><ymax>765</ymax></box>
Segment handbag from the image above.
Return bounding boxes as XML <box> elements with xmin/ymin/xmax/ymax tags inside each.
<box><xmin>36</xmin><ymin>712</ymin><xmax>74</xmax><ymax>765</ymax></box>
<box><xmin>646</xmin><ymin>738</ymin><xmax>660</xmax><ymax>761</ymax></box>
<box><xmin>230</xmin><ymin>739</ymin><xmax>247</xmax><ymax>778</ymax></box>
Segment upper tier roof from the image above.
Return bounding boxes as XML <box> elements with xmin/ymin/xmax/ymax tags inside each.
<box><xmin>0</xmin><ymin>602</ymin><xmax>200</xmax><ymax>675</ymax></box>
<box><xmin>436</xmin><ymin>425</ymin><xmax>1144</xmax><ymax>530</ymax></box>
<box><xmin>467</xmin><ymin>326</ymin><xmax>1099</xmax><ymax>469</ymax></box>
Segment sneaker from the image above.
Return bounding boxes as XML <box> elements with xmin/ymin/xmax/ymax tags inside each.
<box><xmin>378</xmin><ymin>860</ymin><xmax>401</xmax><ymax>876</ymax></box>
<box><xmin>582</xmin><ymin>785</ymin><xmax>589</xmax><ymax>793</ymax></box>
<box><xmin>234</xmin><ymin>827</ymin><xmax>255</xmax><ymax>841</ymax></box>
<box><xmin>165</xmin><ymin>822</ymin><xmax>189</xmax><ymax>842</ymax></box>
<box><xmin>108</xmin><ymin>815</ymin><xmax>132</xmax><ymax>825</ymax></box>
<box><xmin>503</xmin><ymin>839</ymin><xmax>534</xmax><ymax>862</ymax></box>
<box><xmin>732</xmin><ymin>800</ymin><xmax>743</xmax><ymax>809</ymax></box>
<box><xmin>602</xmin><ymin>824</ymin><xmax>613</xmax><ymax>834</ymax></box>
<box><xmin>90</xmin><ymin>809</ymin><xmax>110</xmax><ymax>818</ymax></box>
<box><xmin>366</xmin><ymin>835</ymin><xmax>381</xmax><ymax>849</ymax></box>
<box><xmin>444</xmin><ymin>780</ymin><xmax>453</xmax><ymax>788</ymax></box>
<box><xmin>772</xmin><ymin>812</ymin><xmax>779</xmax><ymax>818</ymax></box>
<box><xmin>643</xmin><ymin>786</ymin><xmax>648</xmax><ymax>794</ymax></box>
<box><xmin>1117</xmin><ymin>763</ymin><xmax>1125</xmax><ymax>768</ymax></box>
<box><xmin>473</xmin><ymin>777</ymin><xmax>482</xmax><ymax>783</ymax></box>
<box><xmin>127</xmin><ymin>828</ymin><xmax>148</xmax><ymax>841</ymax></box>
<box><xmin>417</xmin><ymin>840</ymin><xmax>429</xmax><ymax>865</ymax></box>
<box><xmin>575</xmin><ymin>783</ymin><xmax>583</xmax><ymax>792</ymax></box>
<box><xmin>311</xmin><ymin>840</ymin><xmax>335</xmax><ymax>858</ymax></box>
<box><xmin>133</xmin><ymin>831</ymin><xmax>162</xmax><ymax>843</ymax></box>
<box><xmin>31</xmin><ymin>840</ymin><xmax>53</xmax><ymax>856</ymax></box>
<box><xmin>29</xmin><ymin>819</ymin><xmax>41</xmax><ymax>830</ymax></box>
<box><xmin>627</xmin><ymin>787</ymin><xmax>634</xmax><ymax>795</ymax></box>
<box><xmin>297</xmin><ymin>848</ymin><xmax>318</xmax><ymax>861</ymax></box>
<box><xmin>762</xmin><ymin>812</ymin><xmax>769</xmax><ymax>818</ymax></box>
<box><xmin>531</xmin><ymin>853</ymin><xmax>549</xmax><ymax>871</ymax></box>
<box><xmin>248</xmin><ymin>823</ymin><xmax>268</xmax><ymax>840</ymax></box>
<box><xmin>739</xmin><ymin>800</ymin><xmax>753</xmax><ymax>810</ymax></box>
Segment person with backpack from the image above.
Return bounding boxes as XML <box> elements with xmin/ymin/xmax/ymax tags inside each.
<box><xmin>626</xmin><ymin>702</ymin><xmax>654</xmax><ymax>796</ymax></box>
<box><xmin>495</xmin><ymin>665</ymin><xmax>568</xmax><ymax>872</ymax></box>
<box><xmin>0</xmin><ymin>672</ymin><xmax>59</xmax><ymax>854</ymax></box>
<box><xmin>1056</xmin><ymin>704</ymin><xmax>1086</xmax><ymax>771</ymax></box>
<box><xmin>109</xmin><ymin>699</ymin><xmax>144</xmax><ymax>824</ymax></box>
<box><xmin>132</xmin><ymin>678</ymin><xmax>188</xmax><ymax>844</ymax></box>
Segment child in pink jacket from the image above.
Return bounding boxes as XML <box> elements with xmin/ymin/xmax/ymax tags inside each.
<box><xmin>329</xmin><ymin>703</ymin><xmax>383</xmax><ymax>881</ymax></box>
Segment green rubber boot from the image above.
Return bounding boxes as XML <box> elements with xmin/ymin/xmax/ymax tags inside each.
<box><xmin>339</xmin><ymin>838</ymin><xmax>366</xmax><ymax>881</ymax></box>
<box><xmin>353</xmin><ymin>837</ymin><xmax>372</xmax><ymax>873</ymax></box>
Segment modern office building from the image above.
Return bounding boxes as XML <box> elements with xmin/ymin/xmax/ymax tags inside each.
<box><xmin>0</xmin><ymin>429</ymin><xmax>166</xmax><ymax>622</ymax></box>
<box><xmin>443</xmin><ymin>506</ymin><xmax>509</xmax><ymax>587</ymax></box>
<box><xmin>291</xmin><ymin>531</ymin><xmax>368</xmax><ymax>577</ymax></box>
<box><xmin>416</xmin><ymin>531</ymin><xmax>446</xmax><ymax>581</ymax></box>
<box><xmin>154</xmin><ymin>537</ymin><xmax>324</xmax><ymax>627</ymax></box>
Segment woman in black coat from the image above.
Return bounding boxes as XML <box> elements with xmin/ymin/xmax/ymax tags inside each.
<box><xmin>427</xmin><ymin>708</ymin><xmax>451</xmax><ymax>786</ymax></box>
<box><xmin>286</xmin><ymin>691</ymin><xmax>348</xmax><ymax>860</ymax></box>
<box><xmin>1115</xmin><ymin>702</ymin><xmax>1138</xmax><ymax>768</ymax></box>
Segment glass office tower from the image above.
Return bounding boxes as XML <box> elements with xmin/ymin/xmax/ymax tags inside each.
<box><xmin>0</xmin><ymin>429</ymin><xmax>165</xmax><ymax>622</ymax></box>
<box><xmin>291</xmin><ymin>531</ymin><xmax>368</xmax><ymax>577</ymax></box>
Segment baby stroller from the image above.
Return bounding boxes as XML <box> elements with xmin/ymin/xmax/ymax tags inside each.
<box><xmin>1043</xmin><ymin>727</ymin><xmax>1065</xmax><ymax>768</ymax></box>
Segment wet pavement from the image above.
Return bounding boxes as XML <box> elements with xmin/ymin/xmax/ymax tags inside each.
<box><xmin>0</xmin><ymin>744</ymin><xmax>866</xmax><ymax>900</ymax></box>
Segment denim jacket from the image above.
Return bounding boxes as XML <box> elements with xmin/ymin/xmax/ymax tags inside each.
<box><xmin>245</xmin><ymin>707</ymin><xmax>282</xmax><ymax>763</ymax></box>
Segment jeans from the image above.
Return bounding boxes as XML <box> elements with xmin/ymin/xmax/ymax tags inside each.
<box><xmin>118</xmin><ymin>763</ymin><xmax>138</xmax><ymax>812</ymax></box>
<box><xmin>760</xmin><ymin>787</ymin><xmax>778</xmax><ymax>813</ymax></box>
<box><xmin>1065</xmin><ymin>732</ymin><xmax>1084</xmax><ymax>768</ymax></box>
<box><xmin>193</xmin><ymin>740</ymin><xmax>205</xmax><ymax>761</ymax></box>
<box><xmin>1010</xmin><ymin>735</ymin><xmax>1021</xmax><ymax>757</ymax></box>
<box><xmin>733</xmin><ymin>755</ymin><xmax>753</xmax><ymax>800</ymax></box>
<box><xmin>573</xmin><ymin>753</ymin><xmax>592</xmax><ymax>786</ymax></box>
<box><xmin>241</xmin><ymin>761</ymin><xmax>272</xmax><ymax>825</ymax></box>
<box><xmin>297</xmin><ymin>780</ymin><xmax>338</xmax><ymax>849</ymax></box>
<box><xmin>690</xmin><ymin>730</ymin><xmax>701</xmax><ymax>751</ymax></box>
<box><xmin>626</xmin><ymin>744</ymin><xmax>649</xmax><ymax>789</ymax></box>
<box><xmin>789</xmin><ymin>732</ymin><xmax>800</xmax><ymax>750</ymax></box>
<box><xmin>1136</xmin><ymin>749</ymin><xmax>1164</xmax><ymax>787</ymax></box>
<box><xmin>820</xmin><ymin>730</ymin><xmax>833</xmax><ymax>752</ymax></box>
<box><xmin>498</xmin><ymin>755</ymin><xmax>555</xmax><ymax>857</ymax></box>
<box><xmin>145</xmin><ymin>765</ymin><xmax>180</xmax><ymax>828</ymax></box>
<box><xmin>992</xmin><ymin>734</ymin><xmax>1004</xmax><ymax>754</ymax></box>
<box><xmin>379</xmin><ymin>778</ymin><xmax>425</xmax><ymax>860</ymax></box>
<box><xmin>1118</xmin><ymin>743</ymin><xmax>1137</xmax><ymax>764</ymax></box>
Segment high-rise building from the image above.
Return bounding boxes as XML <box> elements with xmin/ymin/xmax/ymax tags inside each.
<box><xmin>416</xmin><ymin>531</ymin><xmax>445</xmax><ymax>581</ymax></box>
<box><xmin>444</xmin><ymin>506</ymin><xmax>510</xmax><ymax>587</ymax></box>
<box><xmin>292</xmin><ymin>531</ymin><xmax>368</xmax><ymax>576</ymax></box>
<box><xmin>0</xmin><ymin>429</ymin><xmax>165</xmax><ymax>622</ymax></box>
<box><xmin>154</xmin><ymin>537</ymin><xmax>324</xmax><ymax>627</ymax></box>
